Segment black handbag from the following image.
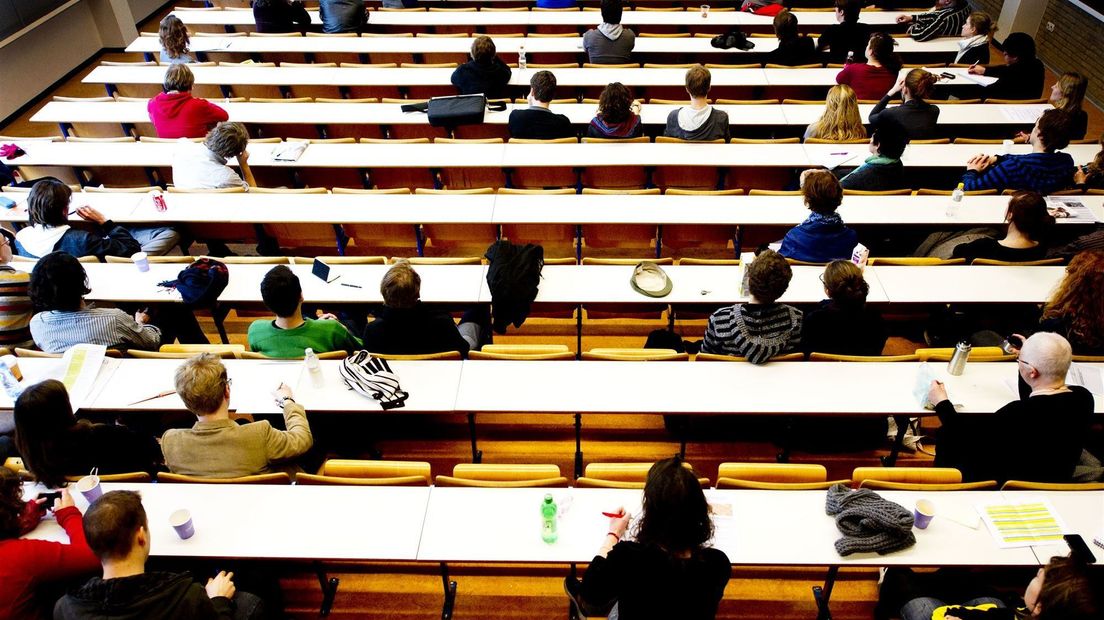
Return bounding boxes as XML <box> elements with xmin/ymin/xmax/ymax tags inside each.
<box><xmin>427</xmin><ymin>94</ymin><xmax>487</xmax><ymax>127</ymax></box>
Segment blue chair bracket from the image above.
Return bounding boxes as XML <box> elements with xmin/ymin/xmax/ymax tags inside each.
<box><xmin>440</xmin><ymin>562</ymin><xmax>457</xmax><ymax>620</ymax></box>
<box><xmin>574</xmin><ymin>412</ymin><xmax>583</xmax><ymax>479</ymax></box>
<box><xmin>414</xmin><ymin>224</ymin><xmax>426</xmax><ymax>257</ymax></box>
<box><xmin>467</xmin><ymin>412</ymin><xmax>482</xmax><ymax>464</ymax></box>
<box><xmin>334</xmin><ymin>225</ymin><xmax>349</xmax><ymax>255</ymax></box>
<box><xmin>104</xmin><ymin>83</ymin><xmax>118</xmax><ymax>98</ymax></box>
<box><xmin>58</xmin><ymin>123</ymin><xmax>72</xmax><ymax>139</ymax></box>
<box><xmin>143</xmin><ymin>52</ymin><xmax>154</xmax><ymax>63</ymax></box>
<box><xmin>813</xmin><ymin>566</ymin><xmax>839</xmax><ymax>620</ymax></box>
<box><xmin>881</xmin><ymin>415</ymin><xmax>911</xmax><ymax>467</ymax></box>
<box><xmin>314</xmin><ymin>561</ymin><xmax>339</xmax><ymax>617</ymax></box>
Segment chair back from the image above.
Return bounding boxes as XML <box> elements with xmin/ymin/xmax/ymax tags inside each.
<box><xmin>851</xmin><ymin>466</ymin><xmax>962</xmax><ymax>489</ymax></box>
<box><xmin>867</xmin><ymin>257</ymin><xmax>965</xmax><ymax>266</ymax></box>
<box><xmin>296</xmin><ymin>459</ymin><xmax>432</xmax><ymax>486</ymax></box>
<box><xmin>65</xmin><ymin>472</ymin><xmax>152</xmax><ymax>483</ymax></box>
<box><xmin>368</xmin><ymin>351</ymin><xmax>462</xmax><ymax>361</ymax></box>
<box><xmin>859</xmin><ymin>480</ymin><xmax>998</xmax><ymax>491</ymax></box>
<box><xmin>808</xmin><ymin>353</ymin><xmax>919</xmax><ymax>362</ymax></box>
<box><xmin>582</xmin><ymin>349</ymin><xmax>688</xmax><ymax>361</ymax></box>
<box><xmin>576</xmin><ymin>462</ymin><xmax>709</xmax><ymax>488</ymax></box>
<box><xmin>914</xmin><ymin>346</ymin><xmax>1008</xmax><ymax>362</ymax></box>
<box><xmin>435</xmin><ymin>464</ymin><xmax>568</xmax><ymax>488</ymax></box>
<box><xmin>1000</xmin><ymin>480</ymin><xmax>1104</xmax><ymax>491</ymax></box>
<box><xmin>695</xmin><ymin>352</ymin><xmax>805</xmax><ymax>362</ymax></box>
<box><xmin>157</xmin><ymin>472</ymin><xmax>292</xmax><ymax>484</ymax></box>
<box><xmin>971</xmin><ymin>258</ymin><xmax>1064</xmax><ymax>266</ymax></box>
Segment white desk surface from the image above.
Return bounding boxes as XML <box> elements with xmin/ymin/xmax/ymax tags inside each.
<box><xmin>1001</xmin><ymin>490</ymin><xmax>1103</xmax><ymax>564</ymax></box>
<box><xmin>871</xmin><ymin>265</ymin><xmax>1064</xmax><ymax>304</ymax></box>
<box><xmin>31</xmin><ymin>101</ymin><xmax>1050</xmax><ymax>128</ymax></box>
<box><xmin>26</xmin><ymin>482</ymin><xmax>431</xmax><ymax>560</ymax></box>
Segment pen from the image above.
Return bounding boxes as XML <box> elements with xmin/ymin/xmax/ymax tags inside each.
<box><xmin>830</xmin><ymin>152</ymin><xmax>849</xmax><ymax>156</ymax></box>
<box><xmin>602</xmin><ymin>511</ymin><xmax>625</xmax><ymax>518</ymax></box>
<box><xmin>340</xmin><ymin>282</ymin><xmax>362</xmax><ymax>288</ymax></box>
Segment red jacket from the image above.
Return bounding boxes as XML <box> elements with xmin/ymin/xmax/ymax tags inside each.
<box><xmin>835</xmin><ymin>62</ymin><xmax>898</xmax><ymax>101</ymax></box>
<box><xmin>0</xmin><ymin>504</ymin><xmax>100</xmax><ymax>620</ymax></box>
<box><xmin>147</xmin><ymin>92</ymin><xmax>229</xmax><ymax>139</ymax></box>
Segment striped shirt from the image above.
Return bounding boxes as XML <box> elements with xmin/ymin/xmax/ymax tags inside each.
<box><xmin>30</xmin><ymin>307</ymin><xmax>161</xmax><ymax>354</ymax></box>
<box><xmin>702</xmin><ymin>303</ymin><xmax>803</xmax><ymax>365</ymax></box>
<box><xmin>906</xmin><ymin>5</ymin><xmax>970</xmax><ymax>42</ymax></box>
<box><xmin>0</xmin><ymin>266</ymin><xmax>33</xmax><ymax>348</ymax></box>
<box><xmin>961</xmin><ymin>152</ymin><xmax>1075</xmax><ymax>195</ymax></box>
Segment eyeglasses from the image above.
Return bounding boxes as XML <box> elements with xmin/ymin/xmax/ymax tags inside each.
<box><xmin>1016</xmin><ymin>358</ymin><xmax>1036</xmax><ymax>373</ymax></box>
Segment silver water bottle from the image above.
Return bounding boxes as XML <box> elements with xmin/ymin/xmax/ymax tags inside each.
<box><xmin>947</xmin><ymin>341</ymin><xmax>971</xmax><ymax>376</ymax></box>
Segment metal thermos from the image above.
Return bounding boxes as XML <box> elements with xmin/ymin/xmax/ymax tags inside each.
<box><xmin>947</xmin><ymin>341</ymin><xmax>971</xmax><ymax>376</ymax></box>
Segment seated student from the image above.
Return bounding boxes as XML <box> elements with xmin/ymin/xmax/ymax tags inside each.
<box><xmin>803</xmin><ymin>85</ymin><xmax>866</xmax><ymax>142</ymax></box>
<box><xmin>15</xmin><ymin>180</ymin><xmax>178</xmax><ymax>259</ymax></box>
<box><xmin>361</xmin><ymin>260</ymin><xmax>483</xmax><ymax>357</ymax></box>
<box><xmin>587</xmin><ymin>82</ymin><xmax>643</xmax><ymax>139</ymax></box>
<box><xmin>968</xmin><ymin>32</ymin><xmax>1044</xmax><ymax>101</ymax></box>
<box><xmin>450</xmin><ymin>36</ymin><xmax>512</xmax><ymax>100</ymax></box>
<box><xmin>835</xmin><ymin>32</ymin><xmax>901</xmax><ymax>101</ymax></box>
<box><xmin>54</xmin><ymin>490</ymin><xmax>263</xmax><ymax>620</ymax></box>
<box><xmin>573</xmin><ymin>458</ymin><xmax>731</xmax><ymax>619</ymax></box>
<box><xmin>158</xmin><ymin>15</ymin><xmax>192</xmax><ymax>65</ymax></box>
<box><xmin>740</xmin><ymin>0</ymin><xmax>784</xmax><ymax>15</ymax></box>
<box><xmin>172</xmin><ymin>121</ymin><xmax>256</xmax><ymax>191</ymax></box>
<box><xmin>252</xmin><ymin>0</ymin><xmax>310</xmax><ymax>33</ymax></box>
<box><xmin>663</xmin><ymin>65</ymin><xmax>730</xmax><ymax>142</ymax></box>
<box><xmin>961</xmin><ymin>108</ymin><xmax>1074</xmax><ymax>194</ymax></box>
<box><xmin>929</xmin><ymin>332</ymin><xmax>1093</xmax><ymax>483</ymax></box>
<box><xmin>955</xmin><ymin>11</ymin><xmax>994</xmax><ymax>66</ymax></box>
<box><xmin>839</xmin><ymin>121</ymin><xmax>908</xmax><ymax>191</ymax></box>
<box><xmin>802</xmin><ymin>260</ymin><xmax>886</xmax><ymax>356</ymax></box>
<box><xmin>779</xmin><ymin>170</ymin><xmax>858</xmax><ymax>264</ymax></box>
<box><xmin>1073</xmin><ymin>131</ymin><xmax>1104</xmax><ymax>190</ymax></box>
<box><xmin>869</xmin><ymin>68</ymin><xmax>940</xmax><ymax>140</ymax></box>
<box><xmin>14</xmin><ymin>380</ymin><xmax>161</xmax><ymax>489</ymax></box>
<box><xmin>701</xmin><ymin>250</ymin><xmax>802</xmax><ymax>364</ymax></box>
<box><xmin>0</xmin><ymin>229</ymin><xmax>34</xmax><ymax>349</ymax></box>
<box><xmin>247</xmin><ymin>265</ymin><xmax>362</xmax><ymax>358</ymax></box>
<box><xmin>0</xmin><ymin>476</ymin><xmax>99</xmax><ymax>620</ymax></box>
<box><xmin>161</xmin><ymin>353</ymin><xmax>312</xmax><ymax>478</ymax></box>
<box><xmin>765</xmin><ymin>10</ymin><xmax>818</xmax><ymax>67</ymax></box>
<box><xmin>817</xmin><ymin>0</ymin><xmax>872</xmax><ymax>64</ymax></box>
<box><xmin>508</xmin><ymin>71</ymin><xmax>574</xmax><ymax>140</ymax></box>
<box><xmin>951</xmin><ymin>191</ymin><xmax>1054</xmax><ymax>264</ymax></box>
<box><xmin>896</xmin><ymin>0</ymin><xmax>970</xmax><ymax>41</ymax></box>
<box><xmin>1044</xmin><ymin>72</ymin><xmax>1089</xmax><ymax>141</ymax></box>
<box><xmin>583</xmin><ymin>0</ymin><xmax>636</xmax><ymax>65</ymax></box>
<box><xmin>148</xmin><ymin>64</ymin><xmax>229</xmax><ymax>140</ymax></box>
<box><xmin>1037</xmin><ymin>250</ymin><xmax>1104</xmax><ymax>356</ymax></box>
<box><xmin>320</xmin><ymin>0</ymin><xmax>367</xmax><ymax>34</ymax></box>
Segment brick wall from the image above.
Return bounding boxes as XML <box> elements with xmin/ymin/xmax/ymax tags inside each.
<box><xmin>970</xmin><ymin>0</ymin><xmax>1005</xmax><ymax>20</ymax></box>
<box><xmin>1036</xmin><ymin>0</ymin><xmax>1104</xmax><ymax>109</ymax></box>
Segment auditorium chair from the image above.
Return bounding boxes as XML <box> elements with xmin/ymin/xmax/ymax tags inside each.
<box><xmin>157</xmin><ymin>472</ymin><xmax>293</xmax><ymax>484</ymax></box>
<box><xmin>852</xmin><ymin>467</ymin><xmax>997</xmax><ymax>491</ymax></box>
<box><xmin>575</xmin><ymin>462</ymin><xmax>709</xmax><ymax>489</ymax></box>
<box><xmin>1000</xmin><ymin>480</ymin><xmax>1104</xmax><ymax>491</ymax></box>
<box><xmin>435</xmin><ymin>464</ymin><xmax>569</xmax><ymax>488</ymax></box>
<box><xmin>296</xmin><ymin>459</ymin><xmax>432</xmax><ymax>486</ymax></box>
<box><xmin>468</xmin><ymin>344</ymin><xmax>575</xmax><ymax>361</ymax></box>
<box><xmin>715</xmin><ymin>462</ymin><xmax>848</xmax><ymax>490</ymax></box>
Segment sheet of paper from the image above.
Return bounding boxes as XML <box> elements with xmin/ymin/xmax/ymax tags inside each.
<box><xmin>815</xmin><ymin>152</ymin><xmax>859</xmax><ymax>170</ymax></box>
<box><xmin>1066</xmin><ymin>363</ymin><xmax>1104</xmax><ymax>396</ymax></box>
<box><xmin>1046</xmin><ymin>196</ymin><xmax>1098</xmax><ymax>223</ymax></box>
<box><xmin>272</xmin><ymin>141</ymin><xmax>307</xmax><ymax>162</ymax></box>
<box><xmin>60</xmin><ymin>344</ymin><xmax>107</xmax><ymax>411</ymax></box>
<box><xmin>977</xmin><ymin>499</ymin><xmax>1067</xmax><ymax>548</ymax></box>
<box><xmin>228</xmin><ymin>361</ymin><xmax>303</xmax><ymax>415</ymax></box>
<box><xmin>999</xmin><ymin>106</ymin><xmax>1044</xmax><ymax>124</ymax></box>
<box><xmin>709</xmin><ymin>500</ymin><xmax>739</xmax><ymax>553</ymax></box>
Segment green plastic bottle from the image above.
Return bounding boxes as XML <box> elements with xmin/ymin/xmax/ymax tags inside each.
<box><xmin>540</xmin><ymin>494</ymin><xmax>558</xmax><ymax>543</ymax></box>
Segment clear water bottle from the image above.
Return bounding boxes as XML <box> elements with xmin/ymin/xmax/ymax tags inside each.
<box><xmin>304</xmin><ymin>347</ymin><xmax>323</xmax><ymax>388</ymax></box>
<box><xmin>540</xmin><ymin>494</ymin><xmax>558</xmax><ymax>543</ymax></box>
<box><xmin>518</xmin><ymin>46</ymin><xmax>527</xmax><ymax>71</ymax></box>
<box><xmin>946</xmin><ymin>182</ymin><xmax>965</xmax><ymax>217</ymax></box>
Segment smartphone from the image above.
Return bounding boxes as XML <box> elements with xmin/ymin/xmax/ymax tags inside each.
<box><xmin>940</xmin><ymin>72</ymin><xmax>955</xmax><ymax>80</ymax></box>
<box><xmin>1001</xmin><ymin>334</ymin><xmax>1024</xmax><ymax>354</ymax></box>
<box><xmin>37</xmin><ymin>491</ymin><xmax>62</xmax><ymax>509</ymax></box>
<box><xmin>1064</xmin><ymin>534</ymin><xmax>1097</xmax><ymax>564</ymax></box>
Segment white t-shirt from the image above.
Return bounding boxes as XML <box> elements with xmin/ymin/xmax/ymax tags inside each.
<box><xmin>171</xmin><ymin>139</ymin><xmax>248</xmax><ymax>190</ymax></box>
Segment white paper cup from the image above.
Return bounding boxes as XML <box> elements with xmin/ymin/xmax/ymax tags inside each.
<box><xmin>169</xmin><ymin>509</ymin><xmax>195</xmax><ymax>540</ymax></box>
<box><xmin>700</xmin><ymin>4</ymin><xmax>709</xmax><ymax>17</ymax></box>
<box><xmin>75</xmin><ymin>475</ymin><xmax>102</xmax><ymax>503</ymax></box>
<box><xmin>132</xmin><ymin>252</ymin><xmax>150</xmax><ymax>272</ymax></box>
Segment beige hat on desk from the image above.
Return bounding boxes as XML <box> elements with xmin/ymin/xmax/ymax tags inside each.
<box><xmin>630</xmin><ymin>261</ymin><xmax>672</xmax><ymax>298</ymax></box>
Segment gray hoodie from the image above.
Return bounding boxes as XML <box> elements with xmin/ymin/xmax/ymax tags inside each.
<box><xmin>663</xmin><ymin>106</ymin><xmax>731</xmax><ymax>142</ymax></box>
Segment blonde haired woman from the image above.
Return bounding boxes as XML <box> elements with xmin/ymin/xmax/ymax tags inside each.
<box><xmin>1014</xmin><ymin>72</ymin><xmax>1089</xmax><ymax>144</ymax></box>
<box><xmin>804</xmin><ymin>84</ymin><xmax>866</xmax><ymax>142</ymax></box>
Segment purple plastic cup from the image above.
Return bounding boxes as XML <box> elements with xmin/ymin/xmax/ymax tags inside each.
<box><xmin>75</xmin><ymin>475</ymin><xmax>102</xmax><ymax>503</ymax></box>
<box><xmin>170</xmin><ymin>509</ymin><xmax>195</xmax><ymax>540</ymax></box>
<box><xmin>914</xmin><ymin>499</ymin><xmax>935</xmax><ymax>529</ymax></box>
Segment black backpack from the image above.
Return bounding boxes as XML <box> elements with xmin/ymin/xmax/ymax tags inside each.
<box><xmin>484</xmin><ymin>240</ymin><xmax>544</xmax><ymax>334</ymax></box>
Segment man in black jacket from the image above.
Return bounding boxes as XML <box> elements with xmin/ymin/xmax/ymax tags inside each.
<box><xmin>55</xmin><ymin>490</ymin><xmax>263</xmax><ymax>619</ymax></box>
<box><xmin>507</xmin><ymin>71</ymin><xmax>574</xmax><ymax>140</ymax></box>
<box><xmin>450</xmin><ymin>35</ymin><xmax>512</xmax><ymax>100</ymax></box>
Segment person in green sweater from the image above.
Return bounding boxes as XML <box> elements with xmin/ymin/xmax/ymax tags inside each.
<box><xmin>247</xmin><ymin>265</ymin><xmax>362</xmax><ymax>358</ymax></box>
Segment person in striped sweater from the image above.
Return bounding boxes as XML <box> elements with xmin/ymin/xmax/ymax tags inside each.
<box><xmin>0</xmin><ymin>229</ymin><xmax>33</xmax><ymax>349</ymax></box>
<box><xmin>961</xmin><ymin>108</ymin><xmax>1076</xmax><ymax>195</ymax></box>
<box><xmin>897</xmin><ymin>0</ymin><xmax>970</xmax><ymax>42</ymax></box>
<box><xmin>701</xmin><ymin>250</ymin><xmax>802</xmax><ymax>365</ymax></box>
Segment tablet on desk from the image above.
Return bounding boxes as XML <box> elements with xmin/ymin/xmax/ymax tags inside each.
<box><xmin>312</xmin><ymin>258</ymin><xmax>339</xmax><ymax>284</ymax></box>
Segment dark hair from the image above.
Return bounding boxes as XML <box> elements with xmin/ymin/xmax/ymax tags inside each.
<box><xmin>598</xmin><ymin>82</ymin><xmax>634</xmax><ymax>124</ymax></box>
<box><xmin>836</xmin><ymin>0</ymin><xmax>861</xmax><ymax>24</ymax></box>
<box><xmin>530</xmin><ymin>70</ymin><xmax>558</xmax><ymax>103</ymax></box>
<box><xmin>600</xmin><ymin>0</ymin><xmax>623</xmax><ymax>25</ymax></box>
<box><xmin>633</xmin><ymin>457</ymin><xmax>713</xmax><ymax>555</ymax></box>
<box><xmin>381</xmin><ymin>259</ymin><xmax>420</xmax><ymax>308</ymax></box>
<box><xmin>29</xmin><ymin>252</ymin><xmax>90</xmax><ymax>312</ymax></box>
<box><xmin>747</xmin><ymin>249</ymin><xmax>792</xmax><ymax>303</ymax></box>
<box><xmin>871</xmin><ymin>120</ymin><xmax>908</xmax><ymax>159</ymax></box>
<box><xmin>13</xmin><ymin>380</ymin><xmax>81</xmax><ymax>489</ymax></box>
<box><xmin>1036</xmin><ymin>555</ymin><xmax>1104</xmax><ymax>620</ymax></box>
<box><xmin>823</xmin><ymin>260</ymin><xmax>868</xmax><ymax>307</ymax></box>
<box><xmin>802</xmin><ymin>169</ymin><xmax>843</xmax><ymax>215</ymax></box>
<box><xmin>773</xmin><ymin>9</ymin><xmax>799</xmax><ymax>42</ymax></box>
<box><xmin>1002</xmin><ymin>32</ymin><xmax>1036</xmax><ymax>62</ymax></box>
<box><xmin>0</xmin><ymin>467</ymin><xmax>26</xmax><ymax>540</ymax></box>
<box><xmin>685</xmin><ymin>64</ymin><xmax>711</xmax><ymax>99</ymax></box>
<box><xmin>27</xmin><ymin>179</ymin><xmax>71</xmax><ymax>228</ymax></box>
<box><xmin>867</xmin><ymin>32</ymin><xmax>902</xmax><ymax>77</ymax></box>
<box><xmin>1035</xmin><ymin>108</ymin><xmax>1073</xmax><ymax>152</ymax></box>
<box><xmin>158</xmin><ymin>15</ymin><xmax>190</xmax><ymax>60</ymax></box>
<box><xmin>903</xmin><ymin>67</ymin><xmax>936</xmax><ymax>100</ymax></box>
<box><xmin>471</xmin><ymin>35</ymin><xmax>496</xmax><ymax>64</ymax></box>
<box><xmin>83</xmin><ymin>490</ymin><xmax>147</xmax><ymax>563</ymax></box>
<box><xmin>1006</xmin><ymin>191</ymin><xmax>1054</xmax><ymax>242</ymax></box>
<box><xmin>260</xmin><ymin>265</ymin><xmax>302</xmax><ymax>318</ymax></box>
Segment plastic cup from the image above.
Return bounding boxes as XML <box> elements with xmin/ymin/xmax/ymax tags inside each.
<box><xmin>700</xmin><ymin>4</ymin><xmax>709</xmax><ymax>17</ymax></box>
<box><xmin>914</xmin><ymin>499</ymin><xmax>935</xmax><ymax>529</ymax></box>
<box><xmin>1002</xmin><ymin>139</ymin><xmax>1014</xmax><ymax>155</ymax></box>
<box><xmin>75</xmin><ymin>475</ymin><xmax>102</xmax><ymax>503</ymax></box>
<box><xmin>1</xmin><ymin>354</ymin><xmax>21</xmax><ymax>381</ymax></box>
<box><xmin>169</xmin><ymin>509</ymin><xmax>195</xmax><ymax>540</ymax></box>
<box><xmin>132</xmin><ymin>252</ymin><xmax>150</xmax><ymax>272</ymax></box>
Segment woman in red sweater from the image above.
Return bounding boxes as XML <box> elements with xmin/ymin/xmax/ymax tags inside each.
<box><xmin>0</xmin><ymin>469</ymin><xmax>99</xmax><ymax>620</ymax></box>
<box><xmin>835</xmin><ymin>32</ymin><xmax>902</xmax><ymax>101</ymax></box>
<box><xmin>147</xmin><ymin>63</ymin><xmax>229</xmax><ymax>139</ymax></box>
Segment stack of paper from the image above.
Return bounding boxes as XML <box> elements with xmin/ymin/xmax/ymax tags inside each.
<box><xmin>923</xmin><ymin>67</ymin><xmax>998</xmax><ymax>87</ymax></box>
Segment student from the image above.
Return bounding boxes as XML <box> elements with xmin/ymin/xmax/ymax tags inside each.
<box><xmin>573</xmin><ymin>457</ymin><xmax>731</xmax><ymax>619</ymax></box>
<box><xmin>701</xmin><ymin>250</ymin><xmax>802</xmax><ymax>364</ymax></box>
<box><xmin>1045</xmin><ymin>72</ymin><xmax>1089</xmax><ymax>141</ymax></box>
<box><xmin>14</xmin><ymin>180</ymin><xmax>141</xmax><ymax>260</ymax></box>
<box><xmin>951</xmin><ymin>191</ymin><xmax>1053</xmax><ymax>264</ymax></box>
<box><xmin>0</xmin><ymin>229</ymin><xmax>33</xmax><ymax>349</ymax></box>
<box><xmin>0</xmin><ymin>475</ymin><xmax>99</xmax><ymax>620</ymax></box>
<box><xmin>508</xmin><ymin>70</ymin><xmax>574</xmax><ymax>140</ymax></box>
<box><xmin>929</xmin><ymin>332</ymin><xmax>1093</xmax><ymax>482</ymax></box>
<box><xmin>1038</xmin><ymin>250</ymin><xmax>1104</xmax><ymax>356</ymax></box>
<box><xmin>817</xmin><ymin>0</ymin><xmax>872</xmax><ymax>64</ymax></box>
<box><xmin>803</xmin><ymin>260</ymin><xmax>886</xmax><ymax>356</ymax></box>
<box><xmin>148</xmin><ymin>64</ymin><xmax>229</xmax><ymax>140</ymax></box>
<box><xmin>319</xmin><ymin>0</ymin><xmax>367</xmax><ymax>34</ymax></box>
<box><xmin>362</xmin><ymin>260</ymin><xmax>483</xmax><ymax>356</ymax></box>
<box><xmin>161</xmin><ymin>353</ymin><xmax>313</xmax><ymax>478</ymax></box>
<box><xmin>835</xmin><ymin>31</ymin><xmax>901</xmax><ymax>101</ymax></box>
<box><xmin>252</xmin><ymin>0</ymin><xmax>310</xmax><ymax>34</ymax></box>
<box><xmin>839</xmin><ymin>121</ymin><xmax>908</xmax><ymax>191</ymax></box>
<box><xmin>1073</xmin><ymin>131</ymin><xmax>1104</xmax><ymax>189</ymax></box>
<box><xmin>955</xmin><ymin>11</ymin><xmax>994</xmax><ymax>65</ymax></box>
<box><xmin>247</xmin><ymin>265</ymin><xmax>363</xmax><ymax>358</ymax></box>
<box><xmin>54</xmin><ymin>490</ymin><xmax>263</xmax><ymax>620</ymax></box>
<box><xmin>662</xmin><ymin>65</ymin><xmax>730</xmax><ymax>142</ymax></box>
<box><xmin>968</xmin><ymin>32</ymin><xmax>1044</xmax><ymax>101</ymax></box>
<box><xmin>868</xmin><ymin>68</ymin><xmax>940</xmax><ymax>140</ymax></box>
<box><xmin>740</xmin><ymin>0</ymin><xmax>785</xmax><ymax>16</ymax></box>
<box><xmin>765</xmin><ymin>10</ymin><xmax>818</xmax><ymax>67</ymax></box>
<box><xmin>14</xmin><ymin>380</ymin><xmax>161</xmax><ymax>489</ymax></box>
<box><xmin>583</xmin><ymin>0</ymin><xmax>636</xmax><ymax>65</ymax></box>
<box><xmin>779</xmin><ymin>170</ymin><xmax>858</xmax><ymax>264</ymax></box>
<box><xmin>172</xmin><ymin>121</ymin><xmax>256</xmax><ymax>191</ymax></box>
<box><xmin>961</xmin><ymin>108</ymin><xmax>1074</xmax><ymax>194</ymax></box>
<box><xmin>158</xmin><ymin>15</ymin><xmax>192</xmax><ymax>65</ymax></box>
<box><xmin>803</xmin><ymin>84</ymin><xmax>866</xmax><ymax>142</ymax></box>
<box><xmin>450</xmin><ymin>36</ymin><xmax>512</xmax><ymax>100</ymax></box>
<box><xmin>587</xmin><ymin>82</ymin><xmax>642</xmax><ymax>139</ymax></box>
<box><xmin>896</xmin><ymin>0</ymin><xmax>969</xmax><ymax>42</ymax></box>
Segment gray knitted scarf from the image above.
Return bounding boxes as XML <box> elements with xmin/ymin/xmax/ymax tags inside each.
<box><xmin>825</xmin><ymin>483</ymin><xmax>916</xmax><ymax>556</ymax></box>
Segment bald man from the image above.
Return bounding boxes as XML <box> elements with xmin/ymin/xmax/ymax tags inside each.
<box><xmin>927</xmin><ymin>332</ymin><xmax>1094</xmax><ymax>483</ymax></box>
